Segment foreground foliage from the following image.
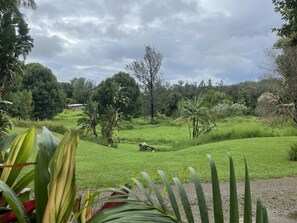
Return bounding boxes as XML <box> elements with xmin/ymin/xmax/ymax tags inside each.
<box><xmin>91</xmin><ymin>155</ymin><xmax>268</xmax><ymax>223</ymax></box>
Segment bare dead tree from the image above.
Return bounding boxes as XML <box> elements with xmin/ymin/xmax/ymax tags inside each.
<box><xmin>126</xmin><ymin>45</ymin><xmax>162</xmax><ymax>121</ymax></box>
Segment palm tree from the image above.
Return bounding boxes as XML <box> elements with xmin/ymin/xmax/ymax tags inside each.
<box><xmin>77</xmin><ymin>101</ymin><xmax>100</xmax><ymax>137</ymax></box>
<box><xmin>0</xmin><ymin>100</ymin><xmax>13</xmax><ymax>140</ymax></box>
<box><xmin>100</xmin><ymin>83</ymin><xmax>128</xmax><ymax>147</ymax></box>
<box><xmin>177</xmin><ymin>97</ymin><xmax>216</xmax><ymax>139</ymax></box>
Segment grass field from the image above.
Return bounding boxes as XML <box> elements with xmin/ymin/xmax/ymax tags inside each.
<box><xmin>11</xmin><ymin>111</ymin><xmax>297</xmax><ymax>189</ymax></box>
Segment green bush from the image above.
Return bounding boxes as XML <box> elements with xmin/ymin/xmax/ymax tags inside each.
<box><xmin>288</xmin><ymin>143</ymin><xmax>297</xmax><ymax>161</ymax></box>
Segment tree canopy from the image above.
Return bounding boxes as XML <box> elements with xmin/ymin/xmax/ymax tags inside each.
<box><xmin>91</xmin><ymin>72</ymin><xmax>140</xmax><ymax>118</ymax></box>
<box><xmin>272</xmin><ymin>0</ymin><xmax>297</xmax><ymax>46</ymax></box>
<box><xmin>0</xmin><ymin>0</ymin><xmax>36</xmax><ymax>98</ymax></box>
<box><xmin>70</xmin><ymin>77</ymin><xmax>95</xmax><ymax>103</ymax></box>
<box><xmin>22</xmin><ymin>63</ymin><xmax>65</xmax><ymax>120</ymax></box>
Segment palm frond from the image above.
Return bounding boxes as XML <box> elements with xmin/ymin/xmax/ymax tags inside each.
<box><xmin>91</xmin><ymin>155</ymin><xmax>269</xmax><ymax>223</ymax></box>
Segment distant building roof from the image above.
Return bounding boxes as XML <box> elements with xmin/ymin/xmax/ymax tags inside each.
<box><xmin>67</xmin><ymin>104</ymin><xmax>84</xmax><ymax>107</ymax></box>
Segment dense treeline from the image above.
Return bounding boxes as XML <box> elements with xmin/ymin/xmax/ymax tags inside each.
<box><xmin>3</xmin><ymin>60</ymin><xmax>283</xmax><ymax>121</ymax></box>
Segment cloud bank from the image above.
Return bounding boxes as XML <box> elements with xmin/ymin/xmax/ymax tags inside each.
<box><xmin>23</xmin><ymin>0</ymin><xmax>282</xmax><ymax>84</ymax></box>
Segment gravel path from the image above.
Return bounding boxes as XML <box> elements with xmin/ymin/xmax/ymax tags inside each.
<box><xmin>181</xmin><ymin>176</ymin><xmax>297</xmax><ymax>223</ymax></box>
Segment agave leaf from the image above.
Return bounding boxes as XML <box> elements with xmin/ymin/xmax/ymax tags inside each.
<box><xmin>173</xmin><ymin>177</ymin><xmax>194</xmax><ymax>223</ymax></box>
<box><xmin>141</xmin><ymin>171</ymin><xmax>166</xmax><ymax>212</ymax></box>
<box><xmin>35</xmin><ymin>127</ymin><xmax>60</xmax><ymax>223</ymax></box>
<box><xmin>229</xmin><ymin>154</ymin><xmax>239</xmax><ymax>223</ymax></box>
<box><xmin>42</xmin><ymin>129</ymin><xmax>79</xmax><ymax>223</ymax></box>
<box><xmin>158</xmin><ymin>170</ymin><xmax>182</xmax><ymax>221</ymax></box>
<box><xmin>207</xmin><ymin>154</ymin><xmax>224</xmax><ymax>223</ymax></box>
<box><xmin>0</xmin><ymin>181</ymin><xmax>27</xmax><ymax>223</ymax></box>
<box><xmin>243</xmin><ymin>157</ymin><xmax>252</xmax><ymax>223</ymax></box>
<box><xmin>0</xmin><ymin>127</ymin><xmax>35</xmax><ymax>188</ymax></box>
<box><xmin>188</xmin><ymin>167</ymin><xmax>209</xmax><ymax>223</ymax></box>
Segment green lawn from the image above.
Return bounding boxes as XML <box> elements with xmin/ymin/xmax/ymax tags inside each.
<box><xmin>73</xmin><ymin>135</ymin><xmax>297</xmax><ymax>188</ymax></box>
<box><xmin>11</xmin><ymin>113</ymin><xmax>297</xmax><ymax>189</ymax></box>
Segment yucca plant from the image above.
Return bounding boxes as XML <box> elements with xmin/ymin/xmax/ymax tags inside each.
<box><xmin>90</xmin><ymin>155</ymin><xmax>268</xmax><ymax>223</ymax></box>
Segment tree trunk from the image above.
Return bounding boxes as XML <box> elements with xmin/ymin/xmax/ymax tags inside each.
<box><xmin>91</xmin><ymin>123</ymin><xmax>98</xmax><ymax>137</ymax></box>
<box><xmin>149</xmin><ymin>81</ymin><xmax>154</xmax><ymax>122</ymax></box>
<box><xmin>292</xmin><ymin>99</ymin><xmax>297</xmax><ymax>125</ymax></box>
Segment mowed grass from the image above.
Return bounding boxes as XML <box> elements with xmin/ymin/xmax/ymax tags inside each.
<box><xmin>11</xmin><ymin>112</ymin><xmax>297</xmax><ymax>189</ymax></box>
<box><xmin>74</xmin><ymin>136</ymin><xmax>297</xmax><ymax>188</ymax></box>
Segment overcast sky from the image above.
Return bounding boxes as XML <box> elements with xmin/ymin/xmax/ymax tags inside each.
<box><xmin>22</xmin><ymin>0</ymin><xmax>282</xmax><ymax>85</ymax></box>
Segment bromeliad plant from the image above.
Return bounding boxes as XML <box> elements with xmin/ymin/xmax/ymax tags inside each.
<box><xmin>90</xmin><ymin>155</ymin><xmax>269</xmax><ymax>223</ymax></box>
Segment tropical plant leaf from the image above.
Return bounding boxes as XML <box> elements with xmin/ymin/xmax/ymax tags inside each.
<box><xmin>0</xmin><ymin>127</ymin><xmax>35</xmax><ymax>188</ymax></box>
<box><xmin>89</xmin><ymin>203</ymin><xmax>177</xmax><ymax>223</ymax></box>
<box><xmin>188</xmin><ymin>167</ymin><xmax>209</xmax><ymax>223</ymax></box>
<box><xmin>13</xmin><ymin>169</ymin><xmax>34</xmax><ymax>195</ymax></box>
<box><xmin>207</xmin><ymin>154</ymin><xmax>224</xmax><ymax>223</ymax></box>
<box><xmin>262</xmin><ymin>205</ymin><xmax>269</xmax><ymax>223</ymax></box>
<box><xmin>173</xmin><ymin>177</ymin><xmax>194</xmax><ymax>223</ymax></box>
<box><xmin>35</xmin><ymin>127</ymin><xmax>60</xmax><ymax>223</ymax></box>
<box><xmin>42</xmin><ymin>129</ymin><xmax>79</xmax><ymax>223</ymax></box>
<box><xmin>256</xmin><ymin>198</ymin><xmax>263</xmax><ymax>223</ymax></box>
<box><xmin>229</xmin><ymin>154</ymin><xmax>239</xmax><ymax>223</ymax></box>
<box><xmin>0</xmin><ymin>181</ymin><xmax>27</xmax><ymax>223</ymax></box>
<box><xmin>141</xmin><ymin>171</ymin><xmax>166</xmax><ymax>212</ymax></box>
<box><xmin>244</xmin><ymin>157</ymin><xmax>252</xmax><ymax>223</ymax></box>
<box><xmin>0</xmin><ymin>162</ymin><xmax>36</xmax><ymax>168</ymax></box>
<box><xmin>158</xmin><ymin>170</ymin><xmax>182</xmax><ymax>221</ymax></box>
<box><xmin>132</xmin><ymin>177</ymin><xmax>154</xmax><ymax>205</ymax></box>
<box><xmin>88</xmin><ymin>155</ymin><xmax>269</xmax><ymax>223</ymax></box>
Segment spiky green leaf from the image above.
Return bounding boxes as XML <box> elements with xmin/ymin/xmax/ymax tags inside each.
<box><xmin>229</xmin><ymin>154</ymin><xmax>239</xmax><ymax>223</ymax></box>
<box><xmin>188</xmin><ymin>167</ymin><xmax>209</xmax><ymax>223</ymax></box>
<box><xmin>207</xmin><ymin>154</ymin><xmax>224</xmax><ymax>223</ymax></box>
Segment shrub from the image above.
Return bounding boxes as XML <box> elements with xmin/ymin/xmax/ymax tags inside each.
<box><xmin>212</xmin><ymin>103</ymin><xmax>249</xmax><ymax>118</ymax></box>
<box><xmin>288</xmin><ymin>143</ymin><xmax>297</xmax><ymax>161</ymax></box>
<box><xmin>256</xmin><ymin>92</ymin><xmax>278</xmax><ymax>118</ymax></box>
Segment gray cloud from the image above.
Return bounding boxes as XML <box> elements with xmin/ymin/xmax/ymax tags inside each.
<box><xmin>24</xmin><ymin>0</ymin><xmax>282</xmax><ymax>84</ymax></box>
